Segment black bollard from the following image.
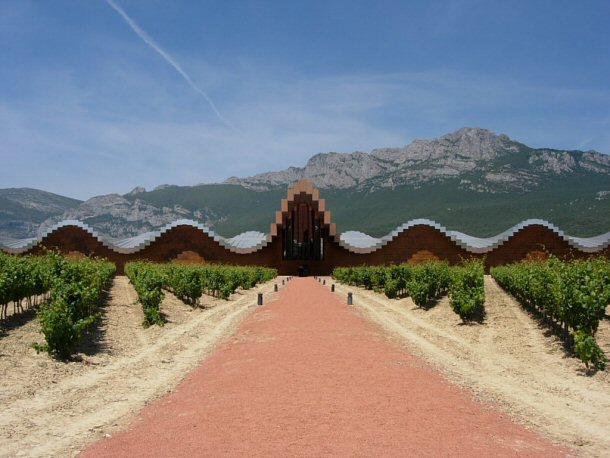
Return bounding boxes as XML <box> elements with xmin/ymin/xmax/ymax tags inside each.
<box><xmin>323</xmin><ymin>279</ymin><xmax>326</xmax><ymax>285</ymax></box>
<box><xmin>282</xmin><ymin>279</ymin><xmax>285</xmax><ymax>285</ymax></box>
<box><xmin>274</xmin><ymin>284</ymin><xmax>278</xmax><ymax>292</ymax></box>
<box><xmin>347</xmin><ymin>292</ymin><xmax>353</xmax><ymax>305</ymax></box>
<box><xmin>331</xmin><ymin>284</ymin><xmax>335</xmax><ymax>292</ymax></box>
<box><xmin>258</xmin><ymin>293</ymin><xmax>263</xmax><ymax>306</ymax></box>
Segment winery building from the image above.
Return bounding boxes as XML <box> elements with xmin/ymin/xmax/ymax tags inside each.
<box><xmin>2</xmin><ymin>180</ymin><xmax>609</xmax><ymax>274</ymax></box>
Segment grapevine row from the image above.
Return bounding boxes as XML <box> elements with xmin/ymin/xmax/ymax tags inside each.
<box><xmin>124</xmin><ymin>261</ymin><xmax>166</xmax><ymax>327</ymax></box>
<box><xmin>2</xmin><ymin>252</ymin><xmax>116</xmax><ymax>358</ymax></box>
<box><xmin>125</xmin><ymin>262</ymin><xmax>277</xmax><ymax>327</ymax></box>
<box><xmin>332</xmin><ymin>259</ymin><xmax>486</xmax><ymax>322</ymax></box>
<box><xmin>0</xmin><ymin>252</ymin><xmax>53</xmax><ymax>319</ymax></box>
<box><xmin>491</xmin><ymin>257</ymin><xmax>610</xmax><ymax>370</ymax></box>
<box><xmin>165</xmin><ymin>264</ymin><xmax>277</xmax><ymax>302</ymax></box>
<box><xmin>34</xmin><ymin>253</ymin><xmax>116</xmax><ymax>358</ymax></box>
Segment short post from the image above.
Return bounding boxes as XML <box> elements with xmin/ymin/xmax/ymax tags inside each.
<box><xmin>323</xmin><ymin>279</ymin><xmax>326</xmax><ymax>285</ymax></box>
<box><xmin>258</xmin><ymin>293</ymin><xmax>263</xmax><ymax>306</ymax></box>
<box><xmin>331</xmin><ymin>284</ymin><xmax>335</xmax><ymax>292</ymax></box>
<box><xmin>274</xmin><ymin>284</ymin><xmax>278</xmax><ymax>292</ymax></box>
<box><xmin>347</xmin><ymin>292</ymin><xmax>353</xmax><ymax>305</ymax></box>
<box><xmin>282</xmin><ymin>279</ymin><xmax>285</xmax><ymax>285</ymax></box>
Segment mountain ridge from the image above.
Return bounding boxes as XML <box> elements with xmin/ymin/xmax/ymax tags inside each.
<box><xmin>225</xmin><ymin>127</ymin><xmax>610</xmax><ymax>192</ymax></box>
<box><xmin>1</xmin><ymin>127</ymin><xmax>609</xmax><ymax>240</ymax></box>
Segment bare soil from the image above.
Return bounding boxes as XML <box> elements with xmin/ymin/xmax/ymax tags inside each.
<box><xmin>82</xmin><ymin>277</ymin><xmax>565</xmax><ymax>457</ymax></box>
<box><xmin>0</xmin><ymin>275</ymin><xmax>608</xmax><ymax>456</ymax></box>
<box><xmin>0</xmin><ymin>276</ymin><xmax>276</xmax><ymax>457</ymax></box>
<box><xmin>333</xmin><ymin>276</ymin><xmax>610</xmax><ymax>457</ymax></box>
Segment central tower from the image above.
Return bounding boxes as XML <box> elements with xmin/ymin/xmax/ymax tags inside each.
<box><xmin>283</xmin><ymin>197</ymin><xmax>324</xmax><ymax>260</ymax></box>
<box><xmin>270</xmin><ymin>180</ymin><xmax>336</xmax><ymax>263</ymax></box>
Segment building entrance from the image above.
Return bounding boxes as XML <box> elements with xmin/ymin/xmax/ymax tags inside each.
<box><xmin>282</xmin><ymin>200</ymin><xmax>324</xmax><ymax>261</ymax></box>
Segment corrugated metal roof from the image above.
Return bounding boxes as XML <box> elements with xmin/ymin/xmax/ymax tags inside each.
<box><xmin>0</xmin><ymin>219</ymin><xmax>271</xmax><ymax>255</ymax></box>
<box><xmin>1</xmin><ymin>218</ymin><xmax>609</xmax><ymax>256</ymax></box>
<box><xmin>337</xmin><ymin>218</ymin><xmax>610</xmax><ymax>254</ymax></box>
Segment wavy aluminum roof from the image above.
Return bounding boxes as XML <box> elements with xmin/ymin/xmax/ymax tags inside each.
<box><xmin>1</xmin><ymin>218</ymin><xmax>609</xmax><ymax>256</ymax></box>
<box><xmin>337</xmin><ymin>218</ymin><xmax>610</xmax><ymax>254</ymax></box>
<box><xmin>0</xmin><ymin>219</ymin><xmax>271</xmax><ymax>255</ymax></box>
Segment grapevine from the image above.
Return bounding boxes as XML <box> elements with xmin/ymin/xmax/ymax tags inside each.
<box><xmin>491</xmin><ymin>257</ymin><xmax>610</xmax><ymax>370</ymax></box>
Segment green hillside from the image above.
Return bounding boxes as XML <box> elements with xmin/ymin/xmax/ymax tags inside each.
<box><xmin>130</xmin><ymin>176</ymin><xmax>610</xmax><ymax>238</ymax></box>
<box><xmin>325</xmin><ymin>175</ymin><xmax>610</xmax><ymax>237</ymax></box>
<box><xmin>126</xmin><ymin>185</ymin><xmax>285</xmax><ymax>236</ymax></box>
<box><xmin>0</xmin><ymin>188</ymin><xmax>82</xmax><ymax>238</ymax></box>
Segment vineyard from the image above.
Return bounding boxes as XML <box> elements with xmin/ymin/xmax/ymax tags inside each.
<box><xmin>1</xmin><ymin>251</ymin><xmax>51</xmax><ymax>319</ymax></box>
<box><xmin>1</xmin><ymin>252</ymin><xmax>610</xmax><ymax>455</ymax></box>
<box><xmin>3</xmin><ymin>249</ymin><xmax>608</xmax><ymax>369</ymax></box>
<box><xmin>0</xmin><ymin>251</ymin><xmax>277</xmax><ymax>358</ymax></box>
<box><xmin>333</xmin><ymin>259</ymin><xmax>486</xmax><ymax>322</ymax></box>
<box><xmin>491</xmin><ymin>257</ymin><xmax>610</xmax><ymax>370</ymax></box>
<box><xmin>1</xmin><ymin>251</ymin><xmax>115</xmax><ymax>358</ymax></box>
<box><xmin>125</xmin><ymin>262</ymin><xmax>277</xmax><ymax>327</ymax></box>
<box><xmin>333</xmin><ymin>257</ymin><xmax>610</xmax><ymax>370</ymax></box>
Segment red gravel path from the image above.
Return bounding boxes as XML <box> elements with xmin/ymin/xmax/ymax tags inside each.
<box><xmin>82</xmin><ymin>278</ymin><xmax>567</xmax><ymax>457</ymax></box>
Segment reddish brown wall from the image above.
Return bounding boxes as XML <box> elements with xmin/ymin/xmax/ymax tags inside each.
<box><xmin>26</xmin><ymin>227</ymin><xmax>131</xmax><ymax>271</ymax></box>
<box><xmin>331</xmin><ymin>226</ymin><xmax>471</xmax><ymax>267</ymax></box>
<box><xmin>13</xmin><ymin>221</ymin><xmax>609</xmax><ymax>276</ymax></box>
<box><xmin>485</xmin><ymin>226</ymin><xmax>590</xmax><ymax>269</ymax></box>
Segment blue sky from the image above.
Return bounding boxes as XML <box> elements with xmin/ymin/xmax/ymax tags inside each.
<box><xmin>1</xmin><ymin>0</ymin><xmax>609</xmax><ymax>199</ymax></box>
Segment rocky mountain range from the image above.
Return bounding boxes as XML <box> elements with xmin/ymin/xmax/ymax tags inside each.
<box><xmin>225</xmin><ymin>128</ymin><xmax>610</xmax><ymax>192</ymax></box>
<box><xmin>39</xmin><ymin>194</ymin><xmax>203</xmax><ymax>239</ymax></box>
<box><xmin>0</xmin><ymin>190</ymin><xmax>226</xmax><ymax>240</ymax></box>
<box><xmin>1</xmin><ymin>128</ymin><xmax>609</xmax><ymax>240</ymax></box>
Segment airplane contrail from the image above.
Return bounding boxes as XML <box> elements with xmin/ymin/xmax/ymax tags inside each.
<box><xmin>105</xmin><ymin>0</ymin><xmax>236</xmax><ymax>130</ymax></box>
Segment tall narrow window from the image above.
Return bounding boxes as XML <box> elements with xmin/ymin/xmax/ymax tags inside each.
<box><xmin>282</xmin><ymin>200</ymin><xmax>323</xmax><ymax>260</ymax></box>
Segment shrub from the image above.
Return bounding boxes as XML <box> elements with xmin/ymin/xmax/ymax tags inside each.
<box><xmin>449</xmin><ymin>259</ymin><xmax>485</xmax><ymax>322</ymax></box>
<box><xmin>33</xmin><ymin>255</ymin><xmax>115</xmax><ymax>358</ymax></box>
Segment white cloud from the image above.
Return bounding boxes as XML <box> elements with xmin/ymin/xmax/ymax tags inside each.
<box><xmin>1</xmin><ymin>60</ymin><xmax>608</xmax><ymax>199</ymax></box>
<box><xmin>104</xmin><ymin>0</ymin><xmax>235</xmax><ymax>130</ymax></box>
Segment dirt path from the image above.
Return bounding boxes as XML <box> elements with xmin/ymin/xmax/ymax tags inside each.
<box><xmin>2</xmin><ymin>274</ymin><xmax>606</xmax><ymax>457</ymax></box>
<box><xmin>0</xmin><ymin>276</ymin><xmax>274</xmax><ymax>457</ymax></box>
<box><xmin>82</xmin><ymin>277</ymin><xmax>566</xmax><ymax>457</ymax></box>
<box><xmin>333</xmin><ymin>276</ymin><xmax>610</xmax><ymax>456</ymax></box>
